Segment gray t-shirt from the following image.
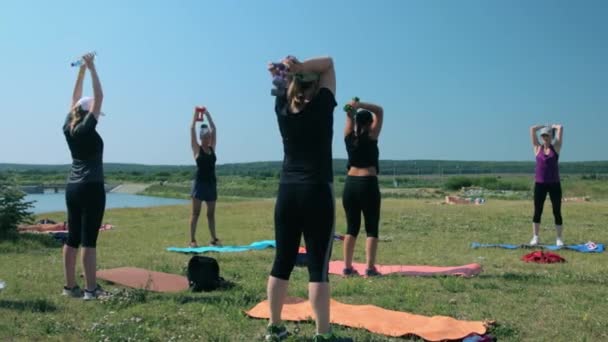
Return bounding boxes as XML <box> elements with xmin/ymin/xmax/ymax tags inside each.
<box><xmin>63</xmin><ymin>113</ymin><xmax>104</xmax><ymax>183</ymax></box>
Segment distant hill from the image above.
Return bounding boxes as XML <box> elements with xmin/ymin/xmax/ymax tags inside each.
<box><xmin>2</xmin><ymin>160</ymin><xmax>608</xmax><ymax>176</ymax></box>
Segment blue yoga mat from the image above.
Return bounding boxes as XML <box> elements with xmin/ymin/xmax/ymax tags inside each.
<box><xmin>471</xmin><ymin>242</ymin><xmax>604</xmax><ymax>253</ymax></box>
<box><xmin>167</xmin><ymin>240</ymin><xmax>276</xmax><ymax>254</ymax></box>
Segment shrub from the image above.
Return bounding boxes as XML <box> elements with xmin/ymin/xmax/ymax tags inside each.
<box><xmin>0</xmin><ymin>182</ymin><xmax>34</xmax><ymax>238</ymax></box>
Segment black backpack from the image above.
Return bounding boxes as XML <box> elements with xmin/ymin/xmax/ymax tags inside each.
<box><xmin>187</xmin><ymin>256</ymin><xmax>222</xmax><ymax>292</ymax></box>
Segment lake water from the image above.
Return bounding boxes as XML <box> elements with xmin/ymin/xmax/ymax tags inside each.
<box><xmin>26</xmin><ymin>193</ymin><xmax>188</xmax><ymax>214</ymax></box>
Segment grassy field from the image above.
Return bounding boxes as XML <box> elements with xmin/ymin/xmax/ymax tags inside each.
<box><xmin>1</xmin><ymin>198</ymin><xmax>607</xmax><ymax>341</ymax></box>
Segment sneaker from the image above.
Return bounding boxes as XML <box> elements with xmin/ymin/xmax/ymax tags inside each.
<box><xmin>365</xmin><ymin>267</ymin><xmax>381</xmax><ymax>277</ymax></box>
<box><xmin>556</xmin><ymin>238</ymin><xmax>564</xmax><ymax>247</ymax></box>
<box><xmin>210</xmin><ymin>239</ymin><xmax>222</xmax><ymax>247</ymax></box>
<box><xmin>342</xmin><ymin>267</ymin><xmax>358</xmax><ymax>277</ymax></box>
<box><xmin>312</xmin><ymin>332</ymin><xmax>353</xmax><ymax>342</ymax></box>
<box><xmin>529</xmin><ymin>236</ymin><xmax>539</xmax><ymax>246</ymax></box>
<box><xmin>83</xmin><ymin>285</ymin><xmax>109</xmax><ymax>301</ymax></box>
<box><xmin>264</xmin><ymin>324</ymin><xmax>289</xmax><ymax>341</ymax></box>
<box><xmin>62</xmin><ymin>285</ymin><xmax>82</xmax><ymax>298</ymax></box>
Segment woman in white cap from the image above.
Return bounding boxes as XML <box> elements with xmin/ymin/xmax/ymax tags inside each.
<box><xmin>62</xmin><ymin>53</ymin><xmax>107</xmax><ymax>300</ymax></box>
<box><xmin>189</xmin><ymin>108</ymin><xmax>220</xmax><ymax>247</ymax></box>
<box><xmin>529</xmin><ymin>124</ymin><xmax>564</xmax><ymax>246</ymax></box>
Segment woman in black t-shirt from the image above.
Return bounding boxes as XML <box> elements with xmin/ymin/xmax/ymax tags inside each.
<box><xmin>341</xmin><ymin>100</ymin><xmax>384</xmax><ymax>277</ymax></box>
<box><xmin>62</xmin><ymin>53</ymin><xmax>107</xmax><ymax>300</ymax></box>
<box><xmin>189</xmin><ymin>108</ymin><xmax>220</xmax><ymax>247</ymax></box>
<box><xmin>264</xmin><ymin>56</ymin><xmax>352</xmax><ymax>342</ymax></box>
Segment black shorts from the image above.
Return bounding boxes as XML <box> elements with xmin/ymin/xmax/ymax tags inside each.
<box><xmin>65</xmin><ymin>182</ymin><xmax>106</xmax><ymax>248</ymax></box>
<box><xmin>191</xmin><ymin>180</ymin><xmax>218</xmax><ymax>202</ymax></box>
<box><xmin>271</xmin><ymin>183</ymin><xmax>335</xmax><ymax>283</ymax></box>
<box><xmin>342</xmin><ymin>176</ymin><xmax>381</xmax><ymax>238</ymax></box>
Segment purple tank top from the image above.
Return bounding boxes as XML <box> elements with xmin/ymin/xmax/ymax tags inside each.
<box><xmin>535</xmin><ymin>145</ymin><xmax>560</xmax><ymax>183</ymax></box>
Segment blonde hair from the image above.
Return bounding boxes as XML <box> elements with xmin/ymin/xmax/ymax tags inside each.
<box><xmin>69</xmin><ymin>106</ymin><xmax>88</xmax><ymax>134</ymax></box>
<box><xmin>287</xmin><ymin>78</ymin><xmax>319</xmax><ymax>112</ymax></box>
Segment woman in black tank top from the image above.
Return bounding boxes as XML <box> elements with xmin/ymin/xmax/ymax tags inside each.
<box><xmin>341</xmin><ymin>99</ymin><xmax>384</xmax><ymax>277</ymax></box>
<box><xmin>189</xmin><ymin>108</ymin><xmax>219</xmax><ymax>247</ymax></box>
<box><xmin>265</xmin><ymin>56</ymin><xmax>353</xmax><ymax>342</ymax></box>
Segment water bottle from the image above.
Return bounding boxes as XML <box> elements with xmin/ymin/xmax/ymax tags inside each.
<box><xmin>70</xmin><ymin>51</ymin><xmax>97</xmax><ymax>67</ymax></box>
<box><xmin>343</xmin><ymin>97</ymin><xmax>360</xmax><ymax>114</ymax></box>
<box><xmin>0</xmin><ymin>280</ymin><xmax>5</xmax><ymax>292</ymax></box>
<box><xmin>195</xmin><ymin>106</ymin><xmax>206</xmax><ymax>121</ymax></box>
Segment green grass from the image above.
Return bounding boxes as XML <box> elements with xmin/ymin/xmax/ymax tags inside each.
<box><xmin>1</xmin><ymin>198</ymin><xmax>608</xmax><ymax>341</ymax></box>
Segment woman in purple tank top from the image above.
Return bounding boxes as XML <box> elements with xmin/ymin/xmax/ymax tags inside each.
<box><xmin>529</xmin><ymin>124</ymin><xmax>564</xmax><ymax>247</ymax></box>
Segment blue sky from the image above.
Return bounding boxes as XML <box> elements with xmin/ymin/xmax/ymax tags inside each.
<box><xmin>1</xmin><ymin>0</ymin><xmax>606</xmax><ymax>165</ymax></box>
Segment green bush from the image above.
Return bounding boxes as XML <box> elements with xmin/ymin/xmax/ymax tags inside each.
<box><xmin>443</xmin><ymin>177</ymin><xmax>474</xmax><ymax>190</ymax></box>
<box><xmin>0</xmin><ymin>183</ymin><xmax>34</xmax><ymax>238</ymax></box>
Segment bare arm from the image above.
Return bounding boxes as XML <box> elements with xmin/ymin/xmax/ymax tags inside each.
<box><xmin>530</xmin><ymin>125</ymin><xmax>543</xmax><ymax>152</ymax></box>
<box><xmin>205</xmin><ymin>110</ymin><xmax>217</xmax><ymax>149</ymax></box>
<box><xmin>552</xmin><ymin>124</ymin><xmax>563</xmax><ymax>152</ymax></box>
<box><xmin>344</xmin><ymin>111</ymin><xmax>354</xmax><ymax>137</ymax></box>
<box><xmin>358</xmin><ymin>102</ymin><xmax>384</xmax><ymax>139</ymax></box>
<box><xmin>71</xmin><ymin>65</ymin><xmax>86</xmax><ymax>109</ymax></box>
<box><xmin>85</xmin><ymin>54</ymin><xmax>103</xmax><ymax>119</ymax></box>
<box><xmin>288</xmin><ymin>56</ymin><xmax>336</xmax><ymax>96</ymax></box>
<box><xmin>190</xmin><ymin>111</ymin><xmax>200</xmax><ymax>158</ymax></box>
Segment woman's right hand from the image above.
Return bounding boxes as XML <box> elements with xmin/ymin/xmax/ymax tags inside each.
<box><xmin>83</xmin><ymin>53</ymin><xmax>96</xmax><ymax>69</ymax></box>
<box><xmin>348</xmin><ymin>99</ymin><xmax>360</xmax><ymax>110</ymax></box>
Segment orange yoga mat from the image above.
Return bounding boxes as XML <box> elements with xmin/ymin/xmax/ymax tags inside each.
<box><xmin>329</xmin><ymin>261</ymin><xmax>482</xmax><ymax>278</ymax></box>
<box><xmin>247</xmin><ymin>297</ymin><xmax>487</xmax><ymax>341</ymax></box>
<box><xmin>18</xmin><ymin>223</ymin><xmax>113</xmax><ymax>234</ymax></box>
<box><xmin>97</xmin><ymin>267</ymin><xmax>189</xmax><ymax>293</ymax></box>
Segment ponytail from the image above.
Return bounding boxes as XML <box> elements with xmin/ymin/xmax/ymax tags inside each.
<box><xmin>353</xmin><ymin>110</ymin><xmax>373</xmax><ymax>147</ymax></box>
<box><xmin>69</xmin><ymin>106</ymin><xmax>87</xmax><ymax>135</ymax></box>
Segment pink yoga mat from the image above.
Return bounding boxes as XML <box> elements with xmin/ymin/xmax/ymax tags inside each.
<box><xmin>329</xmin><ymin>261</ymin><xmax>482</xmax><ymax>277</ymax></box>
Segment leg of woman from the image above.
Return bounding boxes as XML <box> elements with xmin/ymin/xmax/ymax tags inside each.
<box><xmin>532</xmin><ymin>183</ymin><xmax>548</xmax><ymax>242</ymax></box>
<box><xmin>362</xmin><ymin>178</ymin><xmax>381</xmax><ymax>270</ymax></box>
<box><xmin>548</xmin><ymin>183</ymin><xmax>564</xmax><ymax>243</ymax></box>
<box><xmin>205</xmin><ymin>201</ymin><xmax>218</xmax><ymax>242</ymax></box>
<box><xmin>64</xmin><ymin>183</ymin><xmax>82</xmax><ymax>289</ymax></box>
<box><xmin>81</xmin><ymin>183</ymin><xmax>106</xmax><ymax>292</ymax></box>
<box><xmin>303</xmin><ymin>184</ymin><xmax>334</xmax><ymax>335</ymax></box>
<box><xmin>342</xmin><ymin>177</ymin><xmax>361</xmax><ymax>270</ymax></box>
<box><xmin>190</xmin><ymin>198</ymin><xmax>202</xmax><ymax>245</ymax></box>
<box><xmin>268</xmin><ymin>184</ymin><xmax>301</xmax><ymax>326</ymax></box>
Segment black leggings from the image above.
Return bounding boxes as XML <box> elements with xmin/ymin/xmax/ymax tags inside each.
<box><xmin>533</xmin><ymin>182</ymin><xmax>563</xmax><ymax>225</ymax></box>
<box><xmin>342</xmin><ymin>176</ymin><xmax>381</xmax><ymax>238</ymax></box>
<box><xmin>271</xmin><ymin>183</ymin><xmax>334</xmax><ymax>283</ymax></box>
<box><xmin>65</xmin><ymin>182</ymin><xmax>106</xmax><ymax>248</ymax></box>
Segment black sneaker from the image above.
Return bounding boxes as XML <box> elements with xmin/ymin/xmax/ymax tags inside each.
<box><xmin>264</xmin><ymin>324</ymin><xmax>289</xmax><ymax>341</ymax></box>
<box><xmin>62</xmin><ymin>285</ymin><xmax>83</xmax><ymax>298</ymax></box>
<box><xmin>342</xmin><ymin>267</ymin><xmax>358</xmax><ymax>277</ymax></box>
<box><xmin>365</xmin><ymin>267</ymin><xmax>381</xmax><ymax>277</ymax></box>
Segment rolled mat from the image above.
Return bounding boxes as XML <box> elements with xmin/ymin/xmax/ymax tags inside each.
<box><xmin>329</xmin><ymin>261</ymin><xmax>482</xmax><ymax>277</ymax></box>
<box><xmin>97</xmin><ymin>267</ymin><xmax>189</xmax><ymax>293</ymax></box>
<box><xmin>246</xmin><ymin>297</ymin><xmax>487</xmax><ymax>341</ymax></box>
<box><xmin>167</xmin><ymin>240</ymin><xmax>275</xmax><ymax>254</ymax></box>
<box><xmin>18</xmin><ymin>223</ymin><xmax>113</xmax><ymax>234</ymax></box>
<box><xmin>471</xmin><ymin>242</ymin><xmax>604</xmax><ymax>253</ymax></box>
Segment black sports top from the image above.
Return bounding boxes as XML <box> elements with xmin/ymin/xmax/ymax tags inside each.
<box><xmin>275</xmin><ymin>88</ymin><xmax>337</xmax><ymax>184</ymax></box>
<box><xmin>63</xmin><ymin>113</ymin><xmax>104</xmax><ymax>183</ymax></box>
<box><xmin>195</xmin><ymin>146</ymin><xmax>217</xmax><ymax>183</ymax></box>
<box><xmin>345</xmin><ymin>133</ymin><xmax>379</xmax><ymax>174</ymax></box>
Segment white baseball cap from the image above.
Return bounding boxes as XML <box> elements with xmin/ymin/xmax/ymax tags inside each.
<box><xmin>75</xmin><ymin>97</ymin><xmax>94</xmax><ymax>112</ymax></box>
<box><xmin>539</xmin><ymin>126</ymin><xmax>553</xmax><ymax>136</ymax></box>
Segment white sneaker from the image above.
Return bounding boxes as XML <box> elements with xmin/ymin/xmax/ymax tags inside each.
<box><xmin>556</xmin><ymin>238</ymin><xmax>564</xmax><ymax>247</ymax></box>
<box><xmin>530</xmin><ymin>236</ymin><xmax>539</xmax><ymax>246</ymax></box>
<box><xmin>83</xmin><ymin>285</ymin><xmax>109</xmax><ymax>301</ymax></box>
